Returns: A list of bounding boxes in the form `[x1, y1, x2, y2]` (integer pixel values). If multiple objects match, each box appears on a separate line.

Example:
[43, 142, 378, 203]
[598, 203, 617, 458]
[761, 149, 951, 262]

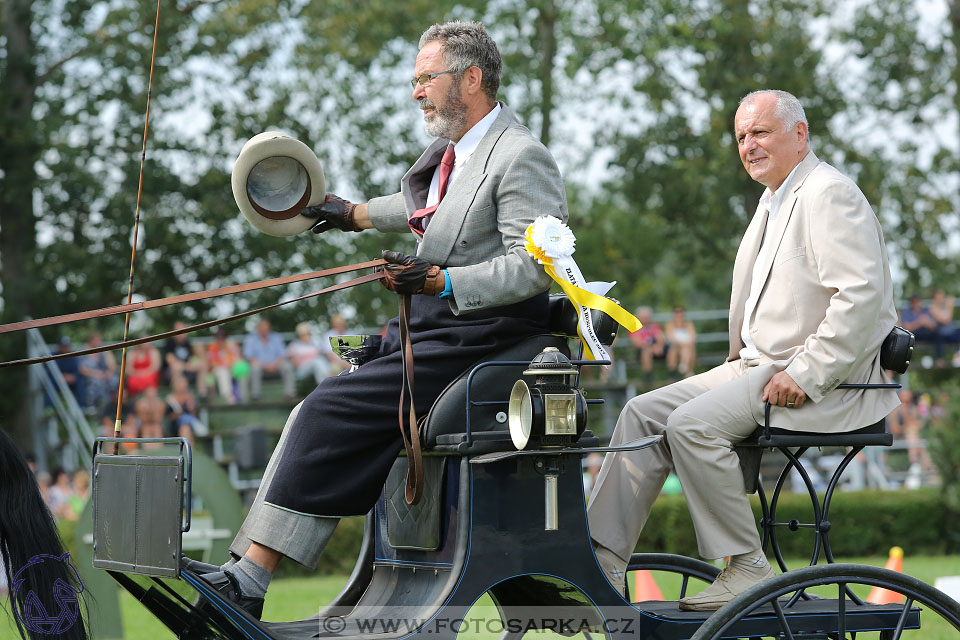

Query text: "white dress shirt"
[739, 161, 803, 360]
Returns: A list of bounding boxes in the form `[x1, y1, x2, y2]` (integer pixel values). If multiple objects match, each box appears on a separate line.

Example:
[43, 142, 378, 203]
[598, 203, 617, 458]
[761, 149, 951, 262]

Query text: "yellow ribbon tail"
[546, 268, 642, 333]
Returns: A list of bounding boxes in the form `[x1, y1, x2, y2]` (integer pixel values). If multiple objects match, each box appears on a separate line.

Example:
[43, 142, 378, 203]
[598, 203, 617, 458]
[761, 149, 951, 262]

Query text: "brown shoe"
[678, 562, 775, 611]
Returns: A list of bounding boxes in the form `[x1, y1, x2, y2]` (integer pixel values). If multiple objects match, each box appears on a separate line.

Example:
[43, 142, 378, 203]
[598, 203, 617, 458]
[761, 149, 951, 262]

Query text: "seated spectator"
[665, 306, 697, 378]
[287, 322, 330, 384]
[207, 328, 245, 403]
[628, 306, 666, 385]
[46, 467, 74, 520]
[320, 313, 351, 376]
[135, 386, 166, 448]
[900, 294, 940, 359]
[125, 341, 161, 396]
[888, 389, 933, 487]
[35, 471, 52, 509]
[120, 416, 140, 451]
[165, 374, 204, 444]
[79, 332, 118, 413]
[243, 318, 295, 401]
[162, 322, 209, 399]
[55, 336, 84, 400]
[66, 469, 91, 521]
[928, 289, 960, 365]
[582, 452, 604, 497]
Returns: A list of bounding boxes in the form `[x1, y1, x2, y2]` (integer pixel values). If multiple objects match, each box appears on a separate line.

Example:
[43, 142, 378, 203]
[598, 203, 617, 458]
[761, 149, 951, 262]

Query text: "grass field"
[3, 554, 959, 639]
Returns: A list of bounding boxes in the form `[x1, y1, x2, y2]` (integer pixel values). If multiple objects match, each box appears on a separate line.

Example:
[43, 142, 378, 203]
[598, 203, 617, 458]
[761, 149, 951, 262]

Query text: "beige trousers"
[587, 358, 778, 562]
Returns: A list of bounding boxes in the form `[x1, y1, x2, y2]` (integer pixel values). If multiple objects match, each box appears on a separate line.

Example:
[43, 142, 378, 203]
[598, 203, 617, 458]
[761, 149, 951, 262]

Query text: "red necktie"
[409, 144, 456, 236]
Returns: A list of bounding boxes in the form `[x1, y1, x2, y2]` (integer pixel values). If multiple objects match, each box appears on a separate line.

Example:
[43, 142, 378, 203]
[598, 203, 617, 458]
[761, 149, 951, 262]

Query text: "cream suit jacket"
[728, 151, 899, 431]
[366, 104, 568, 315]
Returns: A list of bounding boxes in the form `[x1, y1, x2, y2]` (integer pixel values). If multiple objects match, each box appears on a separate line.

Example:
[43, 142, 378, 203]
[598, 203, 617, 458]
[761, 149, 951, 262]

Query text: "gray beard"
[421, 81, 468, 140]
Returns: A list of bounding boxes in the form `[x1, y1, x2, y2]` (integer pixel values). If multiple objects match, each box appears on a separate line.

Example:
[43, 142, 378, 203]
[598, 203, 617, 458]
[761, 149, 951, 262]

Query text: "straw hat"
[231, 131, 326, 236]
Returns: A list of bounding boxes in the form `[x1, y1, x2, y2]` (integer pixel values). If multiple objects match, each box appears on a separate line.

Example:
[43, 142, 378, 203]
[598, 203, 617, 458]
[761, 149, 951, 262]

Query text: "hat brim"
[231, 132, 326, 237]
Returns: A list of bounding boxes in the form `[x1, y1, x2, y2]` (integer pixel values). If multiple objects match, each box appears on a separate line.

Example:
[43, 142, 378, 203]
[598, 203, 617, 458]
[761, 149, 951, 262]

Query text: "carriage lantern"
[508, 347, 588, 450]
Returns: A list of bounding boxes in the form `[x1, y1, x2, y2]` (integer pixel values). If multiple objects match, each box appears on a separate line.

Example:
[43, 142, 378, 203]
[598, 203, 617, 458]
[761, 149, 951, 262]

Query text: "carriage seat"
[748, 419, 891, 449]
[735, 325, 911, 493]
[735, 419, 890, 495]
[730, 325, 912, 571]
[420, 294, 619, 449]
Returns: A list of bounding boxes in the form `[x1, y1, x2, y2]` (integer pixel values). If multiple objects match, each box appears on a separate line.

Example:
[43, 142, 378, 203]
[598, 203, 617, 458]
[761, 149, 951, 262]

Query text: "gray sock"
[224, 556, 272, 599]
[219, 556, 238, 571]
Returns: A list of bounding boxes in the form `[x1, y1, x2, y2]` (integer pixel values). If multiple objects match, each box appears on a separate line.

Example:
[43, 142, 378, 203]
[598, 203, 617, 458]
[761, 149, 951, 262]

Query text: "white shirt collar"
[451, 103, 501, 166]
[758, 157, 804, 219]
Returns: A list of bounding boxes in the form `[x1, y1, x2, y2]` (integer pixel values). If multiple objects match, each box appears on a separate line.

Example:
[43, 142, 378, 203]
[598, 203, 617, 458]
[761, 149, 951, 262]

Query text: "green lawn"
[3, 555, 959, 639]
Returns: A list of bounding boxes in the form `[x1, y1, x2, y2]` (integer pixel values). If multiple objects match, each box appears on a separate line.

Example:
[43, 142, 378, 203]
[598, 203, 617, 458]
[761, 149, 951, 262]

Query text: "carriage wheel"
[626, 553, 720, 601]
[690, 563, 960, 640]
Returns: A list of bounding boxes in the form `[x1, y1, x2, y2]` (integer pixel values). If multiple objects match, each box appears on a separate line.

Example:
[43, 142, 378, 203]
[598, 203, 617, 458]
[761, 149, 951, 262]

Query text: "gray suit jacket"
[367, 104, 568, 314]
[727, 151, 900, 431]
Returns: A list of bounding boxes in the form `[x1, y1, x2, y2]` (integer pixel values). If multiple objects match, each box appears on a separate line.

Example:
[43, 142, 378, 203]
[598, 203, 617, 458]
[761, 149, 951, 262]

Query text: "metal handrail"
[26, 327, 97, 464]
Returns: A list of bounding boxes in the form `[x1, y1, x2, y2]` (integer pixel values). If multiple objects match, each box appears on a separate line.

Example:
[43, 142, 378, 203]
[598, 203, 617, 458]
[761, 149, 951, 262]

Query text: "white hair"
[740, 89, 809, 134]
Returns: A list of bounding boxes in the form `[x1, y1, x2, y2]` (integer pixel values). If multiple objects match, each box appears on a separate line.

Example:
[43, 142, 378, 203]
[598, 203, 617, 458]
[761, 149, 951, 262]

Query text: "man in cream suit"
[191, 21, 568, 618]
[587, 90, 898, 611]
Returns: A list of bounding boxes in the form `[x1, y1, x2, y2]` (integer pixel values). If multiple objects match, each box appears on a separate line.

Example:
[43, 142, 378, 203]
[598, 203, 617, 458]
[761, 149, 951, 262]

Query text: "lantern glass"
[544, 393, 577, 436]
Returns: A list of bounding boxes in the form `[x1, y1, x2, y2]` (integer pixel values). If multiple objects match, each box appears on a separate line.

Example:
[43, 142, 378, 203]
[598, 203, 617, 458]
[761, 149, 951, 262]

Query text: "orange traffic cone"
[632, 569, 664, 602]
[867, 546, 905, 604]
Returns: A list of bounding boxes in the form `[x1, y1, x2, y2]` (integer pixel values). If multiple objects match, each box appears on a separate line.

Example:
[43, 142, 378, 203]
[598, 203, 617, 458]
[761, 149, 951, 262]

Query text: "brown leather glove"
[301, 193, 360, 233]
[381, 250, 445, 295]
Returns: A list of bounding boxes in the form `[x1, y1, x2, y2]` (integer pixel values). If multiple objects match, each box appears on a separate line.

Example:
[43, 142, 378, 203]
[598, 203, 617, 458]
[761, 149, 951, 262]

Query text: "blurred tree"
[569, 0, 860, 312]
[4, 0, 960, 446]
[1, 0, 41, 443]
[0, 0, 309, 438]
[832, 0, 960, 295]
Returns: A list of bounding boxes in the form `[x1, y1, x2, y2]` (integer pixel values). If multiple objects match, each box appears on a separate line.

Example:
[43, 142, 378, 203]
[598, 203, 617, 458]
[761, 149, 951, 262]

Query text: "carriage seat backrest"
[420, 334, 569, 447]
[420, 295, 621, 447]
[547, 294, 620, 347]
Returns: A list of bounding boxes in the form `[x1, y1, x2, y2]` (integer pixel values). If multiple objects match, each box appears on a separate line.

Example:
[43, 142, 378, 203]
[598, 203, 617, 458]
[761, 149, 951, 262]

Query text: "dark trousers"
[265, 293, 549, 516]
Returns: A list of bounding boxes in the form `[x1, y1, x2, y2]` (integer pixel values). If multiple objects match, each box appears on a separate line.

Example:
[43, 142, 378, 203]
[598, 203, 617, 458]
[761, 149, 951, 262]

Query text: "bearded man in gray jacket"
[192, 20, 568, 619]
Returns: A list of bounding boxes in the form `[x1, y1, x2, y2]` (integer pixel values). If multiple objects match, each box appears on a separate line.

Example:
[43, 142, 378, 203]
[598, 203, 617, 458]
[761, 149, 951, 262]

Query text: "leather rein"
[0, 258, 387, 336]
[1, 257, 427, 504]
[397, 293, 423, 504]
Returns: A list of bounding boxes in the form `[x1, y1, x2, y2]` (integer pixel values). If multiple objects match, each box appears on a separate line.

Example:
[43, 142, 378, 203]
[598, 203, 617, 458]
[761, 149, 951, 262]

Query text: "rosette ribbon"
[524, 216, 641, 361]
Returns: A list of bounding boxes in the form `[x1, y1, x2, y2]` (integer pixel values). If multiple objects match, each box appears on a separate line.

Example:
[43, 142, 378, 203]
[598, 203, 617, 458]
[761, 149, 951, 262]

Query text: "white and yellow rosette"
[525, 216, 641, 361]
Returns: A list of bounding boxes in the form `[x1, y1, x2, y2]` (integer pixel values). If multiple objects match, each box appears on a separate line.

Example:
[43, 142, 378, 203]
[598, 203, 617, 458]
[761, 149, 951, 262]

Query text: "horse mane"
[0, 429, 88, 640]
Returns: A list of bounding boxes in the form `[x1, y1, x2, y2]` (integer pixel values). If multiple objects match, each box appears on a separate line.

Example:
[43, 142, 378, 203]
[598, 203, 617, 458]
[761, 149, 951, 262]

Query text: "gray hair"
[419, 21, 501, 102]
[740, 89, 809, 133]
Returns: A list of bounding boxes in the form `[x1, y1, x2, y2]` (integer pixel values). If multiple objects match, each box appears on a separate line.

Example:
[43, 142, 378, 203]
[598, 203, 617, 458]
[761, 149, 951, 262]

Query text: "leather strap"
[0, 271, 384, 368]
[397, 293, 424, 505]
[0, 258, 387, 335]
[420, 266, 444, 296]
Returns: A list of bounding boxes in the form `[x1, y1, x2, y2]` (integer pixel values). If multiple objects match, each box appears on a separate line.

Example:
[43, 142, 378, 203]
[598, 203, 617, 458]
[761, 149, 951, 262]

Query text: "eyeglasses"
[410, 70, 454, 89]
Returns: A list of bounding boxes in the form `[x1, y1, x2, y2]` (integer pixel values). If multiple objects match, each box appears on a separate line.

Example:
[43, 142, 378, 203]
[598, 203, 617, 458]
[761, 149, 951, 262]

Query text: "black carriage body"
[105, 437, 924, 640]
[92, 309, 938, 640]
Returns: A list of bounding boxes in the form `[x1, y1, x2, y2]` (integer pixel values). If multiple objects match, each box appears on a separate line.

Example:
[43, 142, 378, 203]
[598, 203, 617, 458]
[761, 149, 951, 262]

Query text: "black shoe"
[181, 556, 223, 575]
[196, 570, 264, 620]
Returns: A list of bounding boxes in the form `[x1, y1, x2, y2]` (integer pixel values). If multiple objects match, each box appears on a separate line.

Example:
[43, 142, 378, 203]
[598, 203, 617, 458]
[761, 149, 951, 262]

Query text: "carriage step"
[635, 598, 920, 636]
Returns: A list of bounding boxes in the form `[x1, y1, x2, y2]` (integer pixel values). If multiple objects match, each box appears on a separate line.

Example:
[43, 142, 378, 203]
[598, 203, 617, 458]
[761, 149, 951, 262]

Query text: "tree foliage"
[832, 0, 960, 292]
[2, 0, 958, 437]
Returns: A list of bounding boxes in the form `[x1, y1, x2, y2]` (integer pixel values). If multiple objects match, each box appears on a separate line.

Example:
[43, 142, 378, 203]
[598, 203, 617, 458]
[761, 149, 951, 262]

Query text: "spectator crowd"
[899, 289, 960, 368]
[628, 305, 699, 385]
[51, 314, 352, 449]
[45, 296, 956, 493]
